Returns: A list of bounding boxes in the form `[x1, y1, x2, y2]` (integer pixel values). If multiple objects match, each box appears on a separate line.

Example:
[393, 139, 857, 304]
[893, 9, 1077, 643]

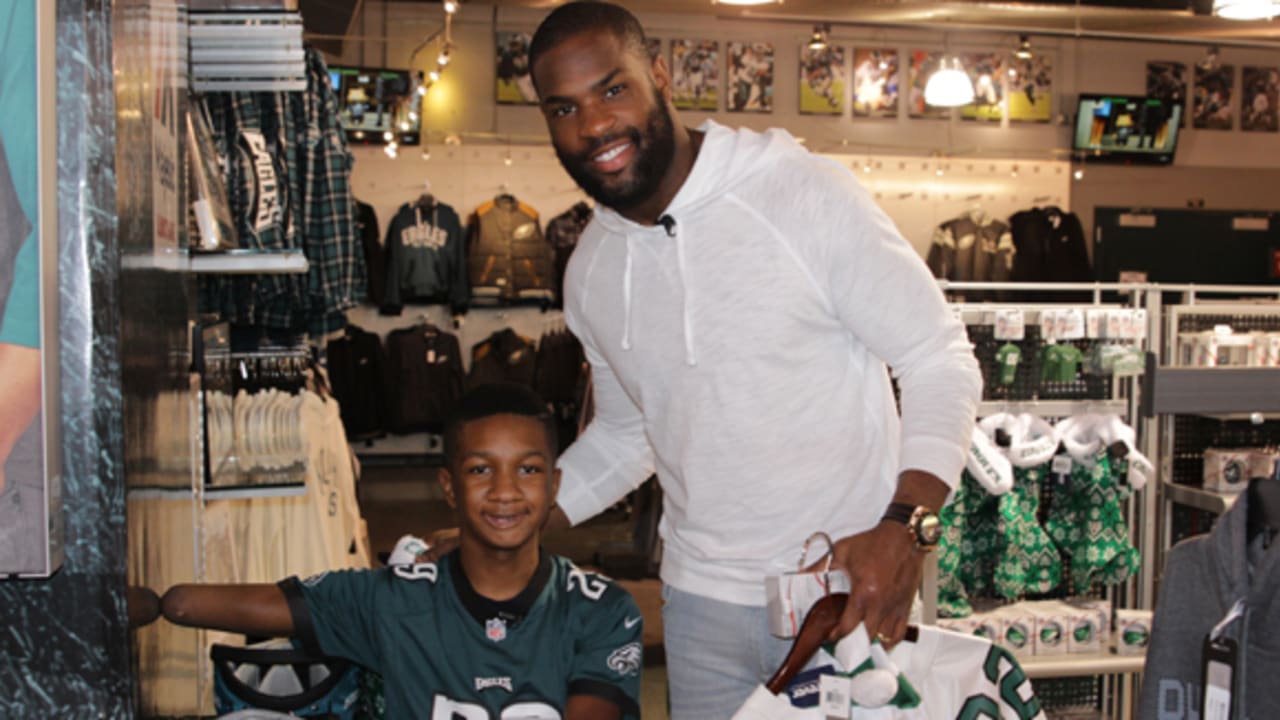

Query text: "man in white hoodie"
[459, 3, 982, 717]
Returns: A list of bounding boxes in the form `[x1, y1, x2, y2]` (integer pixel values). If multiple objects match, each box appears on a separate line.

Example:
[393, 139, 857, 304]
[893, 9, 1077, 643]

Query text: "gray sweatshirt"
[1139, 489, 1280, 719]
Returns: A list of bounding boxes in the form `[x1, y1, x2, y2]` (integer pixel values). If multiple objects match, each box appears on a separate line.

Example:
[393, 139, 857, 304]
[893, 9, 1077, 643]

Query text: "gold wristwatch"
[881, 502, 942, 552]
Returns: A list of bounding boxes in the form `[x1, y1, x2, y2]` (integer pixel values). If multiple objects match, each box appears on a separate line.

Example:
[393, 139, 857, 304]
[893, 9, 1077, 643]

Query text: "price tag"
[1050, 454, 1073, 486]
[819, 674, 851, 719]
[1085, 309, 1105, 339]
[1061, 308, 1086, 340]
[1132, 310, 1148, 341]
[994, 309, 1026, 341]
[1201, 635, 1237, 720]
[1039, 309, 1059, 342]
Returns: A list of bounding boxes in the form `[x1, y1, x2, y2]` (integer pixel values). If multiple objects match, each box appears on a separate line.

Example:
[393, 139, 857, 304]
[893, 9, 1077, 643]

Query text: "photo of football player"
[1193, 63, 1235, 131]
[1241, 66, 1278, 133]
[960, 52, 1005, 122]
[852, 48, 898, 118]
[671, 39, 719, 111]
[727, 42, 774, 113]
[799, 45, 845, 115]
[496, 31, 538, 104]
[1006, 54, 1053, 123]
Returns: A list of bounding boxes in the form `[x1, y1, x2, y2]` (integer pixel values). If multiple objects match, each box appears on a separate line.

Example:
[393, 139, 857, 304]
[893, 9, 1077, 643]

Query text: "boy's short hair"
[442, 383, 559, 465]
[528, 1, 650, 86]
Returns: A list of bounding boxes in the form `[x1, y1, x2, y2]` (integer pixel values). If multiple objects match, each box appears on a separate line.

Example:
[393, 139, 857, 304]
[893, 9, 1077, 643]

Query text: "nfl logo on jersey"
[486, 617, 508, 642]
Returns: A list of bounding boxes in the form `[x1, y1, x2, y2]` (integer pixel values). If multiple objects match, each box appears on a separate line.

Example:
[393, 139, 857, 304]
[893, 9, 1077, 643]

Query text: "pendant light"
[1212, 0, 1280, 19]
[924, 56, 975, 107]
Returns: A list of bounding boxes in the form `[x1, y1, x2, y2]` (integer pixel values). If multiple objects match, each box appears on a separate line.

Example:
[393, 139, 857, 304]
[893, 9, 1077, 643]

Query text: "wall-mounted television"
[328, 65, 422, 146]
[1073, 94, 1181, 165]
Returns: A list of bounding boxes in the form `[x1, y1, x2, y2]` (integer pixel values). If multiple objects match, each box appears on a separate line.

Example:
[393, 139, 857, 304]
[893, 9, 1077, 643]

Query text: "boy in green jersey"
[162, 384, 643, 719]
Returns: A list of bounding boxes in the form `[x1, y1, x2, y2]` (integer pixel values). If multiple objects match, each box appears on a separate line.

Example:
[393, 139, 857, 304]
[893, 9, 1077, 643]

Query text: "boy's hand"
[420, 528, 460, 562]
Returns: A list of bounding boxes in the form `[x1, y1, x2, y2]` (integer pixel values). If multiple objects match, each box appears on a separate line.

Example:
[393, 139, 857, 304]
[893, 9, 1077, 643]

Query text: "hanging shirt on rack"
[467, 195, 556, 304]
[200, 48, 363, 336]
[381, 198, 468, 316]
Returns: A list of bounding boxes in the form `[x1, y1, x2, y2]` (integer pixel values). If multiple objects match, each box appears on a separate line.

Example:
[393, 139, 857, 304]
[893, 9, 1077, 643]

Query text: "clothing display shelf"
[944, 282, 1154, 720]
[189, 9, 306, 93]
[1147, 291, 1280, 587]
[188, 248, 309, 274]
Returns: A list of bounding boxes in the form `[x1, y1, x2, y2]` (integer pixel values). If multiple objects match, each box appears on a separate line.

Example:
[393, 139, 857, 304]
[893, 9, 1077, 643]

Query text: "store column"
[0, 0, 134, 714]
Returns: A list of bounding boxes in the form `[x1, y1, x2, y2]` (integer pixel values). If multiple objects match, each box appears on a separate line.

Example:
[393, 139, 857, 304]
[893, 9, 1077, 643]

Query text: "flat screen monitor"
[329, 65, 422, 146]
[1073, 94, 1181, 165]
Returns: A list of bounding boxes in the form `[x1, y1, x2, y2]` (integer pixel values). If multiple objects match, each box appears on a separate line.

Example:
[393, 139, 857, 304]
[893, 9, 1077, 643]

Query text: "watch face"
[916, 512, 942, 545]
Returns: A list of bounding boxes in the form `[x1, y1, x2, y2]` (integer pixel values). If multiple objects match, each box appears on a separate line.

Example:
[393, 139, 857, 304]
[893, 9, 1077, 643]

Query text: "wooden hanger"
[763, 592, 918, 694]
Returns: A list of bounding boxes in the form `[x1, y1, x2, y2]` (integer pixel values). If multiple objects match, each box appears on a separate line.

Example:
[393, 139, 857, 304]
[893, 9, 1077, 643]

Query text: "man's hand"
[420, 528, 460, 562]
[808, 470, 950, 647]
[813, 522, 923, 648]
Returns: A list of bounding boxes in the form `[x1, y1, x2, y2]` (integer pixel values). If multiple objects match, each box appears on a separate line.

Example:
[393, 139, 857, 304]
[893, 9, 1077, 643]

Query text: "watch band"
[881, 502, 917, 526]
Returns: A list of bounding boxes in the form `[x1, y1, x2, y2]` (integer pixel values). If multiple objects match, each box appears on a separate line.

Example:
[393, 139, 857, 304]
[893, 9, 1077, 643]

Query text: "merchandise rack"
[1145, 290, 1280, 574]
[943, 282, 1154, 720]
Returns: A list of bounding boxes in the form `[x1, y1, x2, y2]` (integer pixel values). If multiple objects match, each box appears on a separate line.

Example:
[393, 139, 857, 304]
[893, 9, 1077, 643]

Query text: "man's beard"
[555, 90, 676, 213]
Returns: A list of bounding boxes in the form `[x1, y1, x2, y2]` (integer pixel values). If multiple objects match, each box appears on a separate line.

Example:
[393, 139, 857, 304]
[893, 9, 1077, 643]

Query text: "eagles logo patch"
[606, 642, 642, 677]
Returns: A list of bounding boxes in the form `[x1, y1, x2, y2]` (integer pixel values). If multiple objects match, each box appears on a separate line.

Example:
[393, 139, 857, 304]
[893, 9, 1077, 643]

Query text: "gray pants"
[0, 413, 46, 573]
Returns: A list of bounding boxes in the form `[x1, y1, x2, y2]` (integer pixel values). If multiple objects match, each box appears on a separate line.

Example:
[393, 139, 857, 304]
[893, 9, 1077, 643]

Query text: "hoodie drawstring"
[620, 238, 634, 351]
[671, 220, 697, 366]
[618, 217, 698, 366]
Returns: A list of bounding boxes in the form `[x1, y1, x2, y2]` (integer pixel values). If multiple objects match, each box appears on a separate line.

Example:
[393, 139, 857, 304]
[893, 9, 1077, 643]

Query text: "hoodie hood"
[592, 120, 802, 365]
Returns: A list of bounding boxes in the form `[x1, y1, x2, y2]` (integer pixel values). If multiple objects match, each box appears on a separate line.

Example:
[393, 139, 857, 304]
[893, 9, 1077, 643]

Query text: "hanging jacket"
[1009, 206, 1091, 301]
[927, 209, 1015, 301]
[325, 324, 388, 440]
[545, 201, 593, 307]
[1139, 489, 1280, 719]
[381, 199, 467, 315]
[466, 328, 538, 389]
[466, 196, 556, 304]
[355, 200, 385, 306]
[383, 323, 464, 434]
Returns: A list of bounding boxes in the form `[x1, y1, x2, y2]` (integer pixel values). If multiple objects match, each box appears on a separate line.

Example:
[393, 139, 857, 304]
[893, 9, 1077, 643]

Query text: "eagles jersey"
[281, 551, 642, 720]
[734, 626, 1045, 720]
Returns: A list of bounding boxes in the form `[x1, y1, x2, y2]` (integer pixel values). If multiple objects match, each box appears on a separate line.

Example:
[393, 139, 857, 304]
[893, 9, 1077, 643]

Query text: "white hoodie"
[558, 120, 982, 605]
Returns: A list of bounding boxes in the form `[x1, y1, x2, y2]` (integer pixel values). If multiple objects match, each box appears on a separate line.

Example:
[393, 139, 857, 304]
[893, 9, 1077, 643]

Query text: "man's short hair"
[442, 383, 559, 465]
[528, 1, 650, 85]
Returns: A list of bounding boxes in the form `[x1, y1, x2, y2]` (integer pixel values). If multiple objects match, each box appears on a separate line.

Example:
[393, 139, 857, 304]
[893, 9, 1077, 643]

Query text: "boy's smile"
[442, 413, 560, 558]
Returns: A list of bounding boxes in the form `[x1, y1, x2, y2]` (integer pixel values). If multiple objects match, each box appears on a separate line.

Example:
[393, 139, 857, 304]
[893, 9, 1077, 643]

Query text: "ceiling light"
[808, 24, 830, 52]
[421, 146, 431, 161]
[1212, 0, 1280, 19]
[438, 51, 451, 66]
[712, 0, 781, 5]
[924, 57, 974, 107]
[1015, 35, 1032, 60]
[442, 0, 459, 14]
[428, 70, 440, 82]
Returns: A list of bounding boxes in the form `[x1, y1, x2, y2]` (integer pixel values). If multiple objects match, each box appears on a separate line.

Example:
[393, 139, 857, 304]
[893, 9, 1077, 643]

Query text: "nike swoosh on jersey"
[624, 616, 641, 629]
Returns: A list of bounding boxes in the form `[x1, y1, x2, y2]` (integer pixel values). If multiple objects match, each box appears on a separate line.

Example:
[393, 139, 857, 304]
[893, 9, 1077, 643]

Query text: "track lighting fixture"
[808, 24, 830, 52]
[1015, 35, 1032, 60]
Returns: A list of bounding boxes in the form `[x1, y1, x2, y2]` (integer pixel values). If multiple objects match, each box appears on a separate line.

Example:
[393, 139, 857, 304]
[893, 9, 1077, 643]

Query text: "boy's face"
[440, 413, 559, 554]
